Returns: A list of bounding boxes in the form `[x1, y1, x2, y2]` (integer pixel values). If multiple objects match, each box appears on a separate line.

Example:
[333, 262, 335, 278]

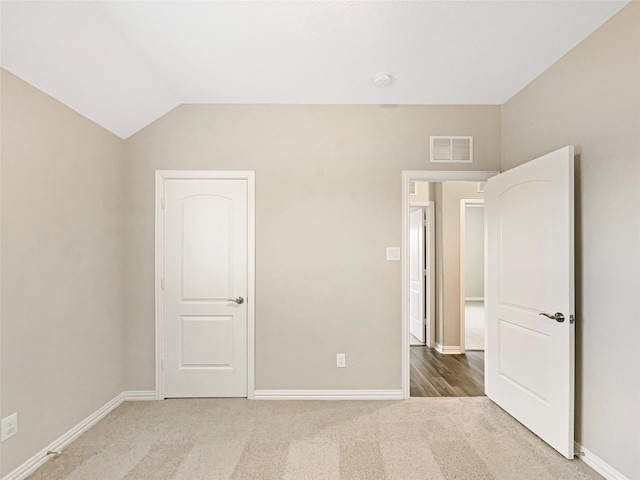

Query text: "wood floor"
[410, 346, 485, 397]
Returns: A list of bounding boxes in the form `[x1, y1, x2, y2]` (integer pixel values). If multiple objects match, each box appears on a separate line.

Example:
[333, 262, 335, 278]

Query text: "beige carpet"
[27, 398, 601, 480]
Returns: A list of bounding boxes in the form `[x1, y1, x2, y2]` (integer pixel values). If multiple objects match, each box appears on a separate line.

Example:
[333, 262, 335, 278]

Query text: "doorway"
[155, 170, 256, 399]
[401, 171, 498, 399]
[460, 199, 485, 353]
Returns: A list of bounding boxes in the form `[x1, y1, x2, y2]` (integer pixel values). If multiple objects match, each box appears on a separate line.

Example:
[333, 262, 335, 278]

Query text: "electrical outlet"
[336, 353, 346, 368]
[2, 413, 18, 441]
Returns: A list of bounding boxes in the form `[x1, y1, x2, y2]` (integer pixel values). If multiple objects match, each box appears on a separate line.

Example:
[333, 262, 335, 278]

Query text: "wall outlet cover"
[2, 413, 18, 441]
[336, 353, 346, 368]
[386, 247, 401, 261]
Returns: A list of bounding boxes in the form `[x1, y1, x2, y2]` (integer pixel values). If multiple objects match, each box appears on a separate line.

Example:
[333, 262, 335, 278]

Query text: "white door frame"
[459, 199, 485, 353]
[401, 170, 498, 399]
[155, 170, 256, 400]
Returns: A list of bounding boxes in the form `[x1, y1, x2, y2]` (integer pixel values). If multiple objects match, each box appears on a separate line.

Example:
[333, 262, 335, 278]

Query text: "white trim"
[459, 199, 485, 353]
[465, 297, 484, 302]
[122, 390, 157, 402]
[575, 442, 630, 480]
[435, 343, 462, 354]
[246, 174, 256, 399]
[254, 390, 403, 400]
[409, 201, 431, 207]
[155, 170, 256, 400]
[402, 171, 498, 399]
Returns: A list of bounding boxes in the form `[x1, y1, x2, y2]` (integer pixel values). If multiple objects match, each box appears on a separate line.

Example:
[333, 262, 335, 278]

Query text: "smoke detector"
[372, 72, 392, 88]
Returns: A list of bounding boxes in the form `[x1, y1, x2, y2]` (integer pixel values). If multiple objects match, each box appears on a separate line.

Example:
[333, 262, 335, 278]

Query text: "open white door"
[485, 146, 575, 459]
[409, 208, 425, 343]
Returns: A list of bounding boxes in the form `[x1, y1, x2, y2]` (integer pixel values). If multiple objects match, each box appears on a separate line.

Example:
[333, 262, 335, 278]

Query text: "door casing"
[401, 171, 498, 399]
[155, 170, 256, 400]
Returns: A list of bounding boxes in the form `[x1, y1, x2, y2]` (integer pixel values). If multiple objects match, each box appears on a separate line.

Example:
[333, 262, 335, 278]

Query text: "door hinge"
[161, 197, 165, 209]
[161, 278, 165, 290]
[161, 359, 165, 371]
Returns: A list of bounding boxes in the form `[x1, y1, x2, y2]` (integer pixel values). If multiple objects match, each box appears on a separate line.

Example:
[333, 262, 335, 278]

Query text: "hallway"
[410, 347, 484, 397]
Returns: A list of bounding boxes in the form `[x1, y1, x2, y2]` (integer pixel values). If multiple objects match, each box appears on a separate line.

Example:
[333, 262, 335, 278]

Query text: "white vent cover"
[430, 136, 473, 163]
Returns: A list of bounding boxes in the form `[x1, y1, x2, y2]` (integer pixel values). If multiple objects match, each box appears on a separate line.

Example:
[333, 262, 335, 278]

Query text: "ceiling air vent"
[430, 136, 473, 163]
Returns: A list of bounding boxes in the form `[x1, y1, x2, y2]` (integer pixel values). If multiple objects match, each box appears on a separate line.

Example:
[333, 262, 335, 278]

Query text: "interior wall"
[464, 206, 484, 299]
[409, 181, 430, 205]
[123, 105, 501, 391]
[0, 70, 126, 476]
[501, 3, 639, 478]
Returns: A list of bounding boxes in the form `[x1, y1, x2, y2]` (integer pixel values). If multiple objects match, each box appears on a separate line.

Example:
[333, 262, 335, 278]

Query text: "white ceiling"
[1, 1, 630, 139]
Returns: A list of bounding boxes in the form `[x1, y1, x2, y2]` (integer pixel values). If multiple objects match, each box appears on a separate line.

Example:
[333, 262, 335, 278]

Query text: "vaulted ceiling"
[1, 1, 630, 139]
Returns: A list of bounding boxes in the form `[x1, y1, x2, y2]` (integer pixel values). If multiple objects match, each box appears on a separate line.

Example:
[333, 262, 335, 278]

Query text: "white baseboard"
[1, 391, 157, 480]
[575, 442, 630, 480]
[254, 389, 404, 400]
[122, 390, 157, 401]
[465, 297, 484, 302]
[435, 343, 462, 354]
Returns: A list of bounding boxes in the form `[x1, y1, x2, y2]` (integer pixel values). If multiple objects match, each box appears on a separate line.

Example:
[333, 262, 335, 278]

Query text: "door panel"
[409, 208, 425, 343]
[162, 178, 248, 398]
[486, 146, 575, 458]
[180, 315, 234, 367]
[498, 181, 552, 310]
[181, 195, 233, 300]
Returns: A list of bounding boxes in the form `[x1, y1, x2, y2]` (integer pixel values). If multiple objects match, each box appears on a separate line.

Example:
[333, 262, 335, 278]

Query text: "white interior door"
[162, 177, 248, 398]
[409, 208, 425, 343]
[485, 146, 575, 458]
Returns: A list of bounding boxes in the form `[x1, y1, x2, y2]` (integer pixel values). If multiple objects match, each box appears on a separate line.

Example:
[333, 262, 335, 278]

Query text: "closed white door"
[485, 146, 575, 458]
[162, 177, 248, 397]
[409, 208, 425, 343]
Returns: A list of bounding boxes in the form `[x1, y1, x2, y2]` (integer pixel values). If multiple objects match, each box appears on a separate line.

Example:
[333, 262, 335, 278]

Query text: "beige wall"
[501, 3, 640, 479]
[434, 182, 484, 347]
[123, 105, 501, 390]
[0, 70, 125, 476]
[464, 205, 484, 299]
[409, 181, 431, 205]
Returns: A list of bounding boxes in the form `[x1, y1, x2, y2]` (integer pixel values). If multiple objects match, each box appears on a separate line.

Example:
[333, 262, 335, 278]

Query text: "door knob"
[227, 297, 245, 305]
[539, 312, 565, 323]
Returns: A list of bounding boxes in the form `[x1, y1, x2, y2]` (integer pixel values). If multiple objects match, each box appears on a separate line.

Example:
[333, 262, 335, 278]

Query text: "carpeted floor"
[27, 397, 601, 480]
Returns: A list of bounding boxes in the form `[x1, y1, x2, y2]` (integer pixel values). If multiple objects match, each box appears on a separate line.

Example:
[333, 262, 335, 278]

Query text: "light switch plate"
[386, 247, 400, 261]
[2, 413, 18, 441]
